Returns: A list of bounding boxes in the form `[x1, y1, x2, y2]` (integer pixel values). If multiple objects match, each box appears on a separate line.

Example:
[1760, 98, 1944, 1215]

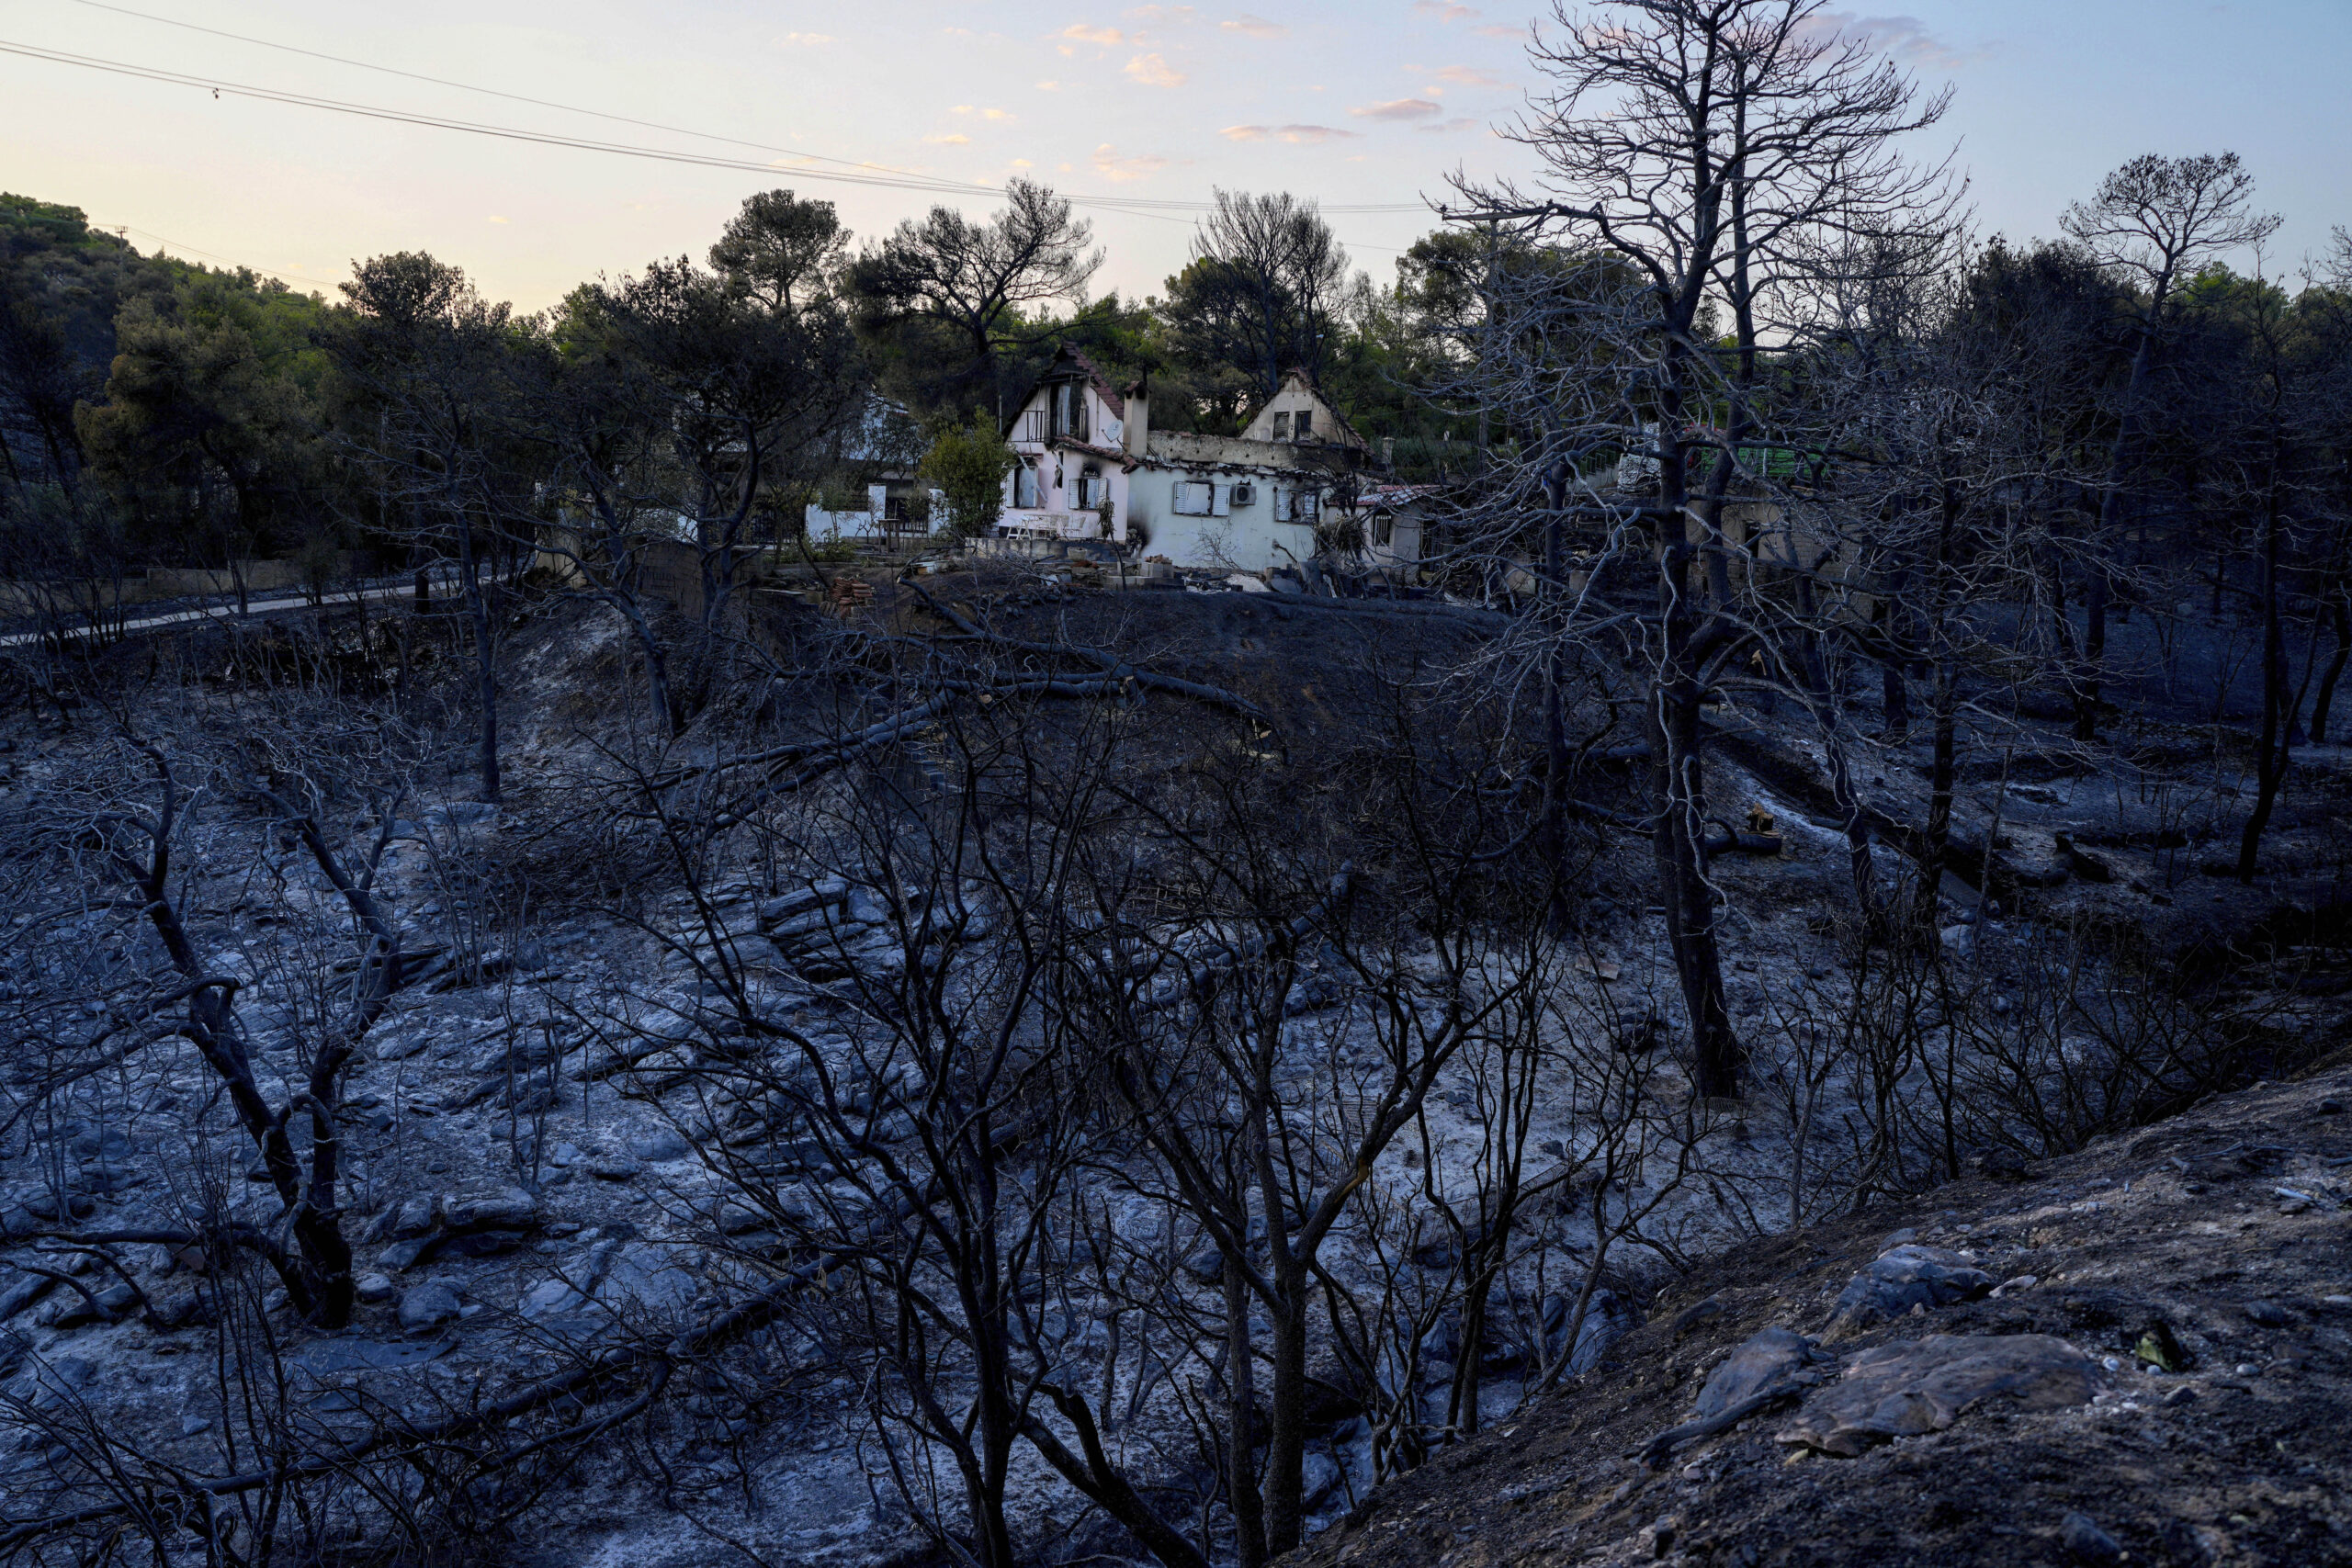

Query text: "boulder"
[593, 1244, 697, 1314]
[1826, 1244, 1995, 1336]
[1301, 1450, 1345, 1509]
[1776, 1334, 2102, 1458]
[520, 1278, 591, 1322]
[1693, 1326, 1827, 1418]
[439, 1189, 539, 1233]
[379, 1196, 437, 1240]
[760, 879, 849, 926]
[376, 1237, 432, 1272]
[629, 1128, 692, 1164]
[397, 1283, 461, 1335]
[49, 1280, 139, 1328]
[0, 1271, 58, 1321]
[141, 1284, 209, 1330]
[2062, 1511, 2124, 1564]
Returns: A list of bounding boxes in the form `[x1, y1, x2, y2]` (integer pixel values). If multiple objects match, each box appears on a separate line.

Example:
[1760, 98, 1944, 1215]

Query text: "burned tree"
[1442, 0, 1956, 1096]
[2060, 152, 2281, 741]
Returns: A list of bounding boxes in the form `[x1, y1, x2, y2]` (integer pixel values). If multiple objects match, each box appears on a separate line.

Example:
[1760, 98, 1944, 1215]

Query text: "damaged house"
[999, 348, 1395, 572]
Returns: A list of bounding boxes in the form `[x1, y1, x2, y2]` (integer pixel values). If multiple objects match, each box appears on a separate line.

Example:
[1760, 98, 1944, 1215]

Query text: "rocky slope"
[1286, 1062, 2352, 1568]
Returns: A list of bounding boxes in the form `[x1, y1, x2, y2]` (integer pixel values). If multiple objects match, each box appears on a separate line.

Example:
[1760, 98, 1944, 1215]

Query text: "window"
[1374, 513, 1394, 547]
[1052, 381, 1089, 442]
[1173, 480, 1214, 516]
[1281, 489, 1319, 523]
[1079, 468, 1104, 508]
[1013, 464, 1040, 509]
[1294, 410, 1314, 442]
[1272, 411, 1291, 441]
[1298, 491, 1319, 520]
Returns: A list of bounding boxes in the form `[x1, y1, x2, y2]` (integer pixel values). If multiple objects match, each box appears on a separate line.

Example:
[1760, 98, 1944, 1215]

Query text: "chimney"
[1124, 378, 1150, 458]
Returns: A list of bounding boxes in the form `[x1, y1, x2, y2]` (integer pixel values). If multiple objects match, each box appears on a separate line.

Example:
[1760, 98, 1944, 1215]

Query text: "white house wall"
[1001, 376, 1132, 541]
[1126, 472, 1318, 571]
[995, 356, 1364, 568]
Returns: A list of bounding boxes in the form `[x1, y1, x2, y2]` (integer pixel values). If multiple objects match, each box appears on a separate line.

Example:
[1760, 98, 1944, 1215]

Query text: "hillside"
[1287, 1063, 2352, 1568]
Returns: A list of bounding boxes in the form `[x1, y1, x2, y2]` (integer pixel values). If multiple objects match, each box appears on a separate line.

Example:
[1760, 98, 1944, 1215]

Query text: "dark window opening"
[1050, 381, 1090, 443]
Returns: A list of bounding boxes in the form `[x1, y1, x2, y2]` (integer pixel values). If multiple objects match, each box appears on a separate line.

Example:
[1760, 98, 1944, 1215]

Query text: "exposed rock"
[49, 1280, 138, 1327]
[521, 1277, 591, 1322]
[629, 1129, 692, 1163]
[1826, 1243, 1995, 1336]
[1639, 1325, 1829, 1463]
[440, 1188, 539, 1233]
[396, 1282, 460, 1334]
[759, 879, 849, 926]
[292, 1337, 456, 1374]
[594, 1243, 698, 1314]
[1693, 1326, 1825, 1418]
[141, 1284, 207, 1330]
[376, 1195, 437, 1240]
[354, 1272, 395, 1303]
[1301, 1450, 1345, 1510]
[376, 1237, 432, 1272]
[1775, 1334, 2102, 1457]
[2061, 1510, 2123, 1564]
[0, 1271, 58, 1320]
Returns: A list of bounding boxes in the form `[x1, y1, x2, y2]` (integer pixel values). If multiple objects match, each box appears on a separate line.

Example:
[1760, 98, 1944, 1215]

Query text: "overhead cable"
[23, 18, 1430, 220]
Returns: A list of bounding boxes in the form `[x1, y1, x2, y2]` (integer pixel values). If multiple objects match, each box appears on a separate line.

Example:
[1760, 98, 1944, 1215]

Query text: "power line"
[35, 11, 1430, 220]
[61, 0, 1015, 205]
[0, 39, 1094, 204]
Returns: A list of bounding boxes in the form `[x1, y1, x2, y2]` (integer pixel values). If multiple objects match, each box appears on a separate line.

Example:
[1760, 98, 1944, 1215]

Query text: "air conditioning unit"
[1229, 483, 1256, 506]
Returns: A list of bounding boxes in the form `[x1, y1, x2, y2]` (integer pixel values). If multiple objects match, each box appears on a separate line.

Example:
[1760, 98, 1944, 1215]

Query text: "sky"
[2, 0, 2346, 311]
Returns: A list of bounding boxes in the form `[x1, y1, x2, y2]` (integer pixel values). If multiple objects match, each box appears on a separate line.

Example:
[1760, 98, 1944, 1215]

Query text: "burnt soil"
[1287, 1063, 2352, 1568]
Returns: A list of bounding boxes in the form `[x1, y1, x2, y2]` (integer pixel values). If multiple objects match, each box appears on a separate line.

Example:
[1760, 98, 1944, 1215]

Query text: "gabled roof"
[1240, 367, 1368, 452]
[1007, 344, 1125, 431]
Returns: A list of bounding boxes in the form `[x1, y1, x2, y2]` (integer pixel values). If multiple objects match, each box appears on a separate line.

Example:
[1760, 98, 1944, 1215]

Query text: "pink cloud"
[1124, 51, 1187, 85]
[1221, 123, 1362, 143]
[1092, 143, 1171, 181]
[1795, 11, 1985, 69]
[1351, 97, 1444, 120]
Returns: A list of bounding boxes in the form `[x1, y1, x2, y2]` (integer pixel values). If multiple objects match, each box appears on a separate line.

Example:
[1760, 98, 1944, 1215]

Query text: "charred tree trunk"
[451, 505, 501, 802]
[1652, 415, 1739, 1099]
[1541, 468, 1571, 932]
[2239, 461, 2290, 883]
[1223, 1256, 1268, 1568]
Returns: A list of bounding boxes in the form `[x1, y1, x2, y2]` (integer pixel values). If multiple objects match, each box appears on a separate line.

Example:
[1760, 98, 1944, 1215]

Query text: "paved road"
[0, 571, 471, 650]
